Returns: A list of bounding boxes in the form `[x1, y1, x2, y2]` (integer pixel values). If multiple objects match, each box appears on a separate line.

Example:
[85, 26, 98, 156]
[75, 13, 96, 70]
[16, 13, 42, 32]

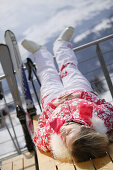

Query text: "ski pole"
[27, 58, 41, 86]
[25, 59, 42, 111]
[31, 80, 42, 111]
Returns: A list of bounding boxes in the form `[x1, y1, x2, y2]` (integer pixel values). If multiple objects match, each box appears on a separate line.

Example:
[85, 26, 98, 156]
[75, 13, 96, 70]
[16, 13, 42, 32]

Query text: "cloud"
[0, 0, 113, 56]
[20, 0, 113, 43]
[74, 16, 113, 43]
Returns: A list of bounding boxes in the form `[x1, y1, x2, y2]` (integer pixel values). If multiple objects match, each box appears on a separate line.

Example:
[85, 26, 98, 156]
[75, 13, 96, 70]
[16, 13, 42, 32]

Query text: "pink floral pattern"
[60, 62, 76, 78]
[33, 90, 113, 152]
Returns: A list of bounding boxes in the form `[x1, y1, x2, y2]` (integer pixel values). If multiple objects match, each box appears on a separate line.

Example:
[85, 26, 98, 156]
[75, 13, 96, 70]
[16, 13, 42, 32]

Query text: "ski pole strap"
[25, 58, 42, 111]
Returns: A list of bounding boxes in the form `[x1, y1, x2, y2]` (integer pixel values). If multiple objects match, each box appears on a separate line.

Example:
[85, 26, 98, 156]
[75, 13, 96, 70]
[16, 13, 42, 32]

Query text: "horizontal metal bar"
[0, 134, 24, 145]
[79, 55, 97, 64]
[85, 66, 101, 75]
[103, 49, 113, 55]
[73, 34, 113, 52]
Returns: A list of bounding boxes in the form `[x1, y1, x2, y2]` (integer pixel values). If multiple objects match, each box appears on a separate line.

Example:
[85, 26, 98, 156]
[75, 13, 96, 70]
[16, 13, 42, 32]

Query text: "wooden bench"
[33, 115, 113, 170]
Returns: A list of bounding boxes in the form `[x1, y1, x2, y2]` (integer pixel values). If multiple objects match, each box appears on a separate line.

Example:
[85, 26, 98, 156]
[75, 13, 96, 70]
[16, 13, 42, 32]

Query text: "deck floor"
[2, 116, 113, 170]
[2, 152, 35, 170]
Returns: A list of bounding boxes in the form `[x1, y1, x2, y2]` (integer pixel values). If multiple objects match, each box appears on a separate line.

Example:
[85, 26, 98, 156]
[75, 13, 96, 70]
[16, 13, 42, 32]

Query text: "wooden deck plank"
[56, 161, 75, 170]
[37, 150, 56, 170]
[23, 152, 35, 170]
[94, 155, 113, 170]
[75, 161, 94, 170]
[2, 155, 23, 164]
[109, 143, 113, 159]
[2, 153, 36, 170]
[33, 115, 39, 131]
[1, 162, 12, 170]
[13, 158, 23, 170]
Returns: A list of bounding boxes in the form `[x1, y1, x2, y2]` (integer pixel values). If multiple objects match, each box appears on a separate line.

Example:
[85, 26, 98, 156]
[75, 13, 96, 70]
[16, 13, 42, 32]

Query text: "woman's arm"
[33, 102, 56, 152]
[80, 91, 106, 105]
[52, 92, 81, 107]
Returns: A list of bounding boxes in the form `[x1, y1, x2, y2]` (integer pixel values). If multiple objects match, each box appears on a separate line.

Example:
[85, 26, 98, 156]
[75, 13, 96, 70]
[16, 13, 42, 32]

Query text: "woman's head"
[60, 122, 81, 148]
[61, 123, 109, 162]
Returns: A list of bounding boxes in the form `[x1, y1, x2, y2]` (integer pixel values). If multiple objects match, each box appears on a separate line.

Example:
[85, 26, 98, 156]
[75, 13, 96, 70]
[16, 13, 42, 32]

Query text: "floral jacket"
[33, 90, 113, 152]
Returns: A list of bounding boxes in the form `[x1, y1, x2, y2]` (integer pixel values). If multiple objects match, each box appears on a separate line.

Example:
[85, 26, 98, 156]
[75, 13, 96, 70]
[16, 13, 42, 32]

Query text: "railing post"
[96, 44, 113, 98]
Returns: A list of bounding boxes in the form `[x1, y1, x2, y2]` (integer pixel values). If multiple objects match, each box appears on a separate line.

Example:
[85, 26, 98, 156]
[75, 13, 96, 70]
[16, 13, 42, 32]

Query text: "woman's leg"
[21, 40, 64, 108]
[53, 28, 93, 92]
[33, 49, 64, 108]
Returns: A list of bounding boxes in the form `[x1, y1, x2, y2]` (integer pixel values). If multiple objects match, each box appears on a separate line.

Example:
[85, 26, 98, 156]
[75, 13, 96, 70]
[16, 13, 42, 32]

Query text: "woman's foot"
[21, 39, 45, 53]
[55, 26, 75, 42]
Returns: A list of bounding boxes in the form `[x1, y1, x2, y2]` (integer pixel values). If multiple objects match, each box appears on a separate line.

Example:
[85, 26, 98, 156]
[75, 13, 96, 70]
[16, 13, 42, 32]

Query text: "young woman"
[21, 26, 113, 162]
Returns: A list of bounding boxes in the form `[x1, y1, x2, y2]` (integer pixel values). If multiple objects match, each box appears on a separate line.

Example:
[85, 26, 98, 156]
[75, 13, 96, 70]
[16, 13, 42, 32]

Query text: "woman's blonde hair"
[70, 127, 109, 162]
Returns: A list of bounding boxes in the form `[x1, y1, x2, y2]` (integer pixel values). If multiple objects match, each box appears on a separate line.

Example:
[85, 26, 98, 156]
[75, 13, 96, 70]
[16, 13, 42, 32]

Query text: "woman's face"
[60, 123, 81, 149]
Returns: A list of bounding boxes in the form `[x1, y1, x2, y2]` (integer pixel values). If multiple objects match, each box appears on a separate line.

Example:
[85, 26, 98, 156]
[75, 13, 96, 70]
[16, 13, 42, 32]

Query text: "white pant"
[33, 41, 93, 108]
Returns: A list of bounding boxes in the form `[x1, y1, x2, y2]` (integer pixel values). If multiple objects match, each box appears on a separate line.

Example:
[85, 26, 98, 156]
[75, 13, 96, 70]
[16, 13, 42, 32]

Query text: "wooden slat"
[37, 150, 56, 170]
[2, 155, 23, 165]
[2, 155, 24, 170]
[2, 162, 12, 170]
[109, 143, 113, 159]
[76, 160, 94, 170]
[23, 152, 35, 170]
[2, 153, 36, 170]
[94, 155, 113, 170]
[56, 161, 75, 170]
[93, 143, 113, 170]
[13, 158, 23, 170]
[33, 115, 39, 131]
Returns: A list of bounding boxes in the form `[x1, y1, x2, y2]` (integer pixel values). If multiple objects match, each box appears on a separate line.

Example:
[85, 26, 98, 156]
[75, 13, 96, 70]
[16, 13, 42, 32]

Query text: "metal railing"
[73, 34, 113, 98]
[0, 34, 113, 161]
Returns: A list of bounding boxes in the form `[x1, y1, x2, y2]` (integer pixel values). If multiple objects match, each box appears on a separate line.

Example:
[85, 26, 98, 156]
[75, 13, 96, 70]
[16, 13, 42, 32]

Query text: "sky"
[0, 0, 113, 58]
